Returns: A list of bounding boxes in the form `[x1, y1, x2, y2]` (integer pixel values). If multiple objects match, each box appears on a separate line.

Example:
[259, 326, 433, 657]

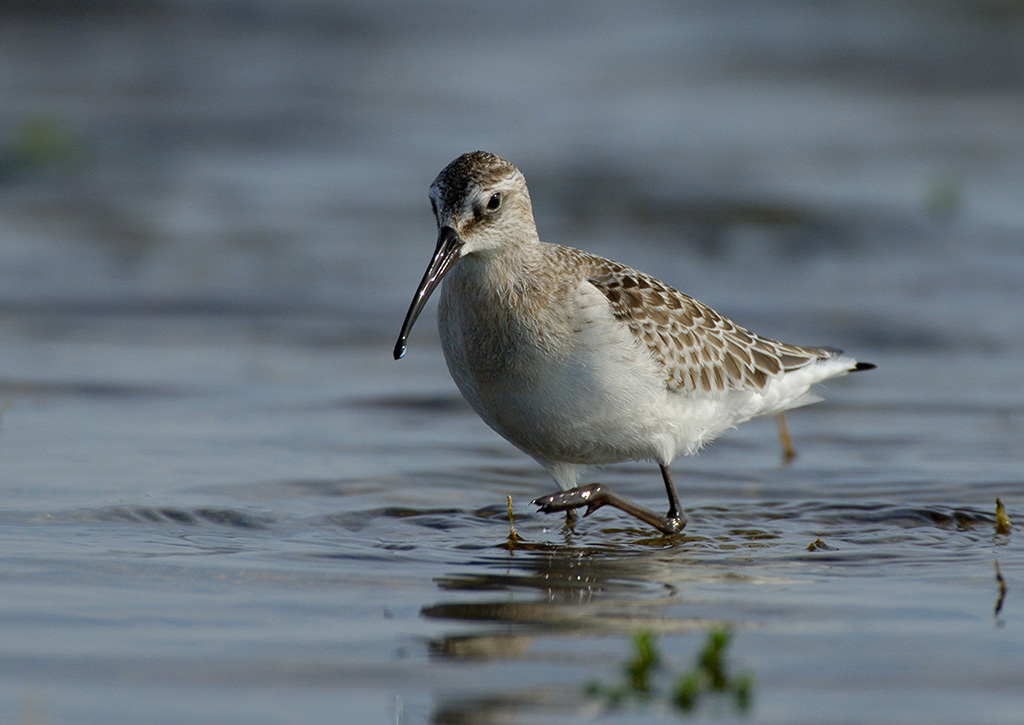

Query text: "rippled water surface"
[2, 2, 1024, 723]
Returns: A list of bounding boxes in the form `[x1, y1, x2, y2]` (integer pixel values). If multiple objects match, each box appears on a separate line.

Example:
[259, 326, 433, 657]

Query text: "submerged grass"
[586, 628, 753, 716]
[673, 628, 753, 712]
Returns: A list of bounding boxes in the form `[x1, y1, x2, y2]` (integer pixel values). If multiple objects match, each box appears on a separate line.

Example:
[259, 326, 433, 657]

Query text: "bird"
[394, 151, 873, 535]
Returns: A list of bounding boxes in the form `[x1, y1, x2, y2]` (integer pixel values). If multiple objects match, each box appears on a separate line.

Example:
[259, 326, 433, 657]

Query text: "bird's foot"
[532, 483, 685, 536]
[532, 483, 609, 517]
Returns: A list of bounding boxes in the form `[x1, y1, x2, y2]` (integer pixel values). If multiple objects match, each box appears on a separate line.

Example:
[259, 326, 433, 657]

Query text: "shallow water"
[2, 2, 1024, 723]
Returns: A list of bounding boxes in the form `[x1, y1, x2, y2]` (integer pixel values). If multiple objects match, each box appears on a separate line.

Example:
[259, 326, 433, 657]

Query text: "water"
[2, 2, 1024, 723]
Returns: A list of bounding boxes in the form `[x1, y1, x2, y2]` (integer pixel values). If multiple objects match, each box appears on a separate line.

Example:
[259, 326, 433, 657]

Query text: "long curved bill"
[393, 226, 464, 360]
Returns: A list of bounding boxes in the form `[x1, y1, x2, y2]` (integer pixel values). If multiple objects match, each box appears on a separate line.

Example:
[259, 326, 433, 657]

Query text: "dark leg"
[659, 463, 685, 530]
[532, 465, 686, 535]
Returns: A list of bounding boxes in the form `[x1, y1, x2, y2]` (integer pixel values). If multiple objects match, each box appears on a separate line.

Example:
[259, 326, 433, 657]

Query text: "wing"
[580, 255, 833, 393]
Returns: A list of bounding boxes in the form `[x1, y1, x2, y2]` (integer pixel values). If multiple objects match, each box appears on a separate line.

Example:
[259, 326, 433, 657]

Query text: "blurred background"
[2, 2, 1024, 723]
[3, 0, 1023, 344]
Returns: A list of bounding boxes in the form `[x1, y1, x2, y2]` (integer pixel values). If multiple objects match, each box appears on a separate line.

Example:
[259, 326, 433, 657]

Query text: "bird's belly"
[472, 370, 662, 465]
[441, 321, 674, 465]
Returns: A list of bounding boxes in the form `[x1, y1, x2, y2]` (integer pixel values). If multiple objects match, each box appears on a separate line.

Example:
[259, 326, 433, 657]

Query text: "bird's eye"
[486, 193, 501, 211]
[430, 198, 438, 217]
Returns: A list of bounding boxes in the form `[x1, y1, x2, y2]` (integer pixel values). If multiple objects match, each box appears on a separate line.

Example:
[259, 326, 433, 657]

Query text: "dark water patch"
[286, 479, 373, 499]
[725, 528, 780, 542]
[423, 600, 589, 627]
[83, 506, 273, 529]
[0, 379, 187, 399]
[429, 689, 594, 725]
[760, 500, 997, 531]
[0, 298, 379, 350]
[426, 632, 536, 661]
[325, 501, 532, 528]
[258, 477, 396, 499]
[281, 547, 426, 566]
[730, 498, 998, 525]
[193, 507, 272, 528]
[325, 506, 468, 532]
[351, 393, 468, 413]
[0, 296, 336, 321]
[422, 597, 683, 634]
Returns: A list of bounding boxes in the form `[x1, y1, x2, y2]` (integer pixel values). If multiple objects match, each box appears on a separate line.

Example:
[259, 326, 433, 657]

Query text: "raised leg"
[776, 412, 796, 466]
[532, 464, 686, 535]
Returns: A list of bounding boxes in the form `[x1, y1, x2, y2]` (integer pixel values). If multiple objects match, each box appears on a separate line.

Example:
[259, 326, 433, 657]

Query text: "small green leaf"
[995, 498, 1011, 536]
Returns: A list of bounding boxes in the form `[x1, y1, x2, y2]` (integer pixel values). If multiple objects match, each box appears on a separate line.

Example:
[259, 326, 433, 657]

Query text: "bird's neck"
[454, 238, 542, 301]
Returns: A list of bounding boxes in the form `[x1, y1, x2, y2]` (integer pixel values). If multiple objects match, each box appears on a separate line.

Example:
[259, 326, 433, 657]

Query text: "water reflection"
[421, 547, 732, 724]
[415, 496, 1006, 722]
[418, 497, 1002, 649]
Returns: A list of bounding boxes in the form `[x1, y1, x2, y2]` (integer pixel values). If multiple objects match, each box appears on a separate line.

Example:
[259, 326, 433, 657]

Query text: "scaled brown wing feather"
[583, 257, 831, 393]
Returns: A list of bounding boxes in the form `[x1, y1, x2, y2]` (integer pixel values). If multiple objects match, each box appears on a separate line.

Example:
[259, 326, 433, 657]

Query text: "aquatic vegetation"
[673, 627, 752, 713]
[505, 495, 522, 547]
[625, 630, 660, 693]
[587, 627, 753, 716]
[806, 537, 830, 551]
[995, 498, 1011, 536]
[992, 498, 1010, 618]
[0, 115, 88, 178]
[994, 560, 1007, 618]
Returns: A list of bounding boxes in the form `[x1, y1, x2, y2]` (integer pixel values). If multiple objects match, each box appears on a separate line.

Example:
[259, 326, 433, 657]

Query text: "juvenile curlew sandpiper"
[394, 151, 873, 535]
